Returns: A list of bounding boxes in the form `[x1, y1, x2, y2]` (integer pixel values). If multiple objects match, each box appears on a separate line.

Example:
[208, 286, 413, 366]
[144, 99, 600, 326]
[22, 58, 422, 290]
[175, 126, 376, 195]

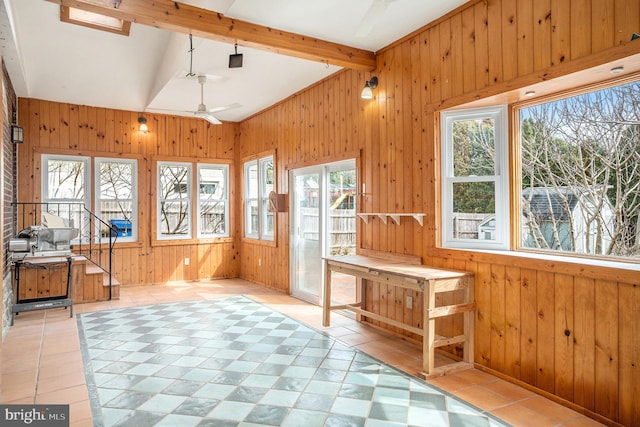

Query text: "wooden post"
[355, 276, 364, 322]
[464, 275, 475, 364]
[423, 279, 437, 374]
[322, 258, 331, 327]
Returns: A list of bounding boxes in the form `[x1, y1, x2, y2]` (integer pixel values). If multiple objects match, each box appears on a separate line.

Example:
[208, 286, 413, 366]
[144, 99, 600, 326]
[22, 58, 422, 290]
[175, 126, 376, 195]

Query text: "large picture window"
[441, 78, 640, 262]
[441, 106, 509, 250]
[518, 79, 640, 259]
[244, 155, 275, 241]
[157, 162, 192, 240]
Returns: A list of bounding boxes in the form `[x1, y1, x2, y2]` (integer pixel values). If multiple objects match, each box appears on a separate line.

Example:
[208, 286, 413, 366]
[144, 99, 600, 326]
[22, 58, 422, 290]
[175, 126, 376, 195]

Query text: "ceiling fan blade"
[203, 114, 222, 125]
[355, 0, 397, 37]
[208, 103, 242, 114]
[195, 111, 222, 125]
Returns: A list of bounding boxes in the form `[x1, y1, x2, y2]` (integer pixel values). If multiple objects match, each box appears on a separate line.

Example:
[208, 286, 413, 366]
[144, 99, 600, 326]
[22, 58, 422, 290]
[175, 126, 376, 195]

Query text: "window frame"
[42, 154, 91, 208]
[95, 157, 138, 242]
[243, 154, 276, 242]
[41, 154, 91, 242]
[513, 76, 640, 261]
[157, 161, 193, 241]
[440, 105, 510, 251]
[197, 163, 229, 239]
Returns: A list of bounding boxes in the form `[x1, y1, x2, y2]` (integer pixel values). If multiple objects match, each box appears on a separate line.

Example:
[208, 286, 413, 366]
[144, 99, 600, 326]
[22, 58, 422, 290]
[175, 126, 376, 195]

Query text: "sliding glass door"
[290, 160, 356, 305]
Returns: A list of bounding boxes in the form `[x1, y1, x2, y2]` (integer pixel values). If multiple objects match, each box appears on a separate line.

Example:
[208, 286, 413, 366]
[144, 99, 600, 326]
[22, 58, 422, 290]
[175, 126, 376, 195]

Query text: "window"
[198, 164, 229, 238]
[42, 154, 139, 243]
[158, 162, 191, 240]
[42, 154, 90, 239]
[95, 158, 137, 241]
[518, 79, 640, 259]
[441, 106, 509, 250]
[244, 155, 275, 241]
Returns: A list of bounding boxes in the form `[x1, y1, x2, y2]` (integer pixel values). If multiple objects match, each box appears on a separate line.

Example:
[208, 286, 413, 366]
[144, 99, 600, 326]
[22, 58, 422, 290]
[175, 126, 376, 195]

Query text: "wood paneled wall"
[14, 0, 640, 423]
[17, 99, 241, 286]
[238, 0, 640, 424]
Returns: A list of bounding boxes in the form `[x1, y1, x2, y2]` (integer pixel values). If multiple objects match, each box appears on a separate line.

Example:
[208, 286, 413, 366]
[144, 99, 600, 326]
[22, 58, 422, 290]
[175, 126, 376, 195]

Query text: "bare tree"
[159, 165, 190, 235]
[521, 81, 640, 257]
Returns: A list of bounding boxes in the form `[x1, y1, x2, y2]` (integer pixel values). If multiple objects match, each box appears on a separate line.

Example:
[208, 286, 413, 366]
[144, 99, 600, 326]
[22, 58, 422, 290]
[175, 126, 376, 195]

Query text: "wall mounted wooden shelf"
[356, 213, 426, 226]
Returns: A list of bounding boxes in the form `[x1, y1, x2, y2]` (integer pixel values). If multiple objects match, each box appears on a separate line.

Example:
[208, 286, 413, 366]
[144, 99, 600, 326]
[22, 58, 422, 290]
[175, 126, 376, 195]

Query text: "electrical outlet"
[406, 296, 413, 309]
[184, 258, 190, 266]
[258, 258, 262, 266]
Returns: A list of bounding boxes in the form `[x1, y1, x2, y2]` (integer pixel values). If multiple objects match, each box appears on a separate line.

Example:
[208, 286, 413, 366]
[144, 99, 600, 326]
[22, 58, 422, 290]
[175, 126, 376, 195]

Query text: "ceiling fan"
[191, 74, 239, 125]
[147, 74, 240, 124]
[146, 34, 241, 124]
[355, 0, 399, 37]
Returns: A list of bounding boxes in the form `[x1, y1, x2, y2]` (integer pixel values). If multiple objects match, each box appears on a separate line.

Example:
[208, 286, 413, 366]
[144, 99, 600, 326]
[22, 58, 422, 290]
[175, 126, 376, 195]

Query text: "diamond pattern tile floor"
[78, 296, 509, 427]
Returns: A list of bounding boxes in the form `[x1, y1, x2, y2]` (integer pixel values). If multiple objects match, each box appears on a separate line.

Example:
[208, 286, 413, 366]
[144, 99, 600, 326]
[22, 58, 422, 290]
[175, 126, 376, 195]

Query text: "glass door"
[291, 168, 323, 304]
[290, 160, 356, 305]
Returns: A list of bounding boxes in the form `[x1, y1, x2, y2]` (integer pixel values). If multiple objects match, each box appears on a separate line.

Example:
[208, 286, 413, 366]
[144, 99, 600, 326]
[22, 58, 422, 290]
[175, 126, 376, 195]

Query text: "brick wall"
[2, 61, 17, 340]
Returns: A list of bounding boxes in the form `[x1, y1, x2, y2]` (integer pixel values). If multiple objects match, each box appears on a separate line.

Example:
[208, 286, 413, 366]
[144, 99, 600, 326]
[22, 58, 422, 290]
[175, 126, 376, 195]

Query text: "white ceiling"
[1, 0, 469, 123]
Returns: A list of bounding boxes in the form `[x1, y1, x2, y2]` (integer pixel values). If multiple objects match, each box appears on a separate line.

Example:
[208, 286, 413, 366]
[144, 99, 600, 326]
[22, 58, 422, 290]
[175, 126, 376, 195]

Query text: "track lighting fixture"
[229, 43, 243, 68]
[361, 76, 378, 99]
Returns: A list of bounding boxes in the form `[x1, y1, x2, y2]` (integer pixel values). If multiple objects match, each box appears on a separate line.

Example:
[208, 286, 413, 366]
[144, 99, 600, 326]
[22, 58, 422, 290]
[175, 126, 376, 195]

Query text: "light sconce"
[361, 76, 378, 99]
[229, 43, 243, 68]
[11, 125, 24, 144]
[138, 115, 148, 132]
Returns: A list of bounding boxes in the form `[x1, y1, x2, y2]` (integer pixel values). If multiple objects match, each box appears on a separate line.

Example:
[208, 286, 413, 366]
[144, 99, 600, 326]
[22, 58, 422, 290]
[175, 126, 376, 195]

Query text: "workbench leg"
[463, 276, 475, 364]
[355, 277, 363, 322]
[322, 259, 331, 327]
[422, 280, 436, 375]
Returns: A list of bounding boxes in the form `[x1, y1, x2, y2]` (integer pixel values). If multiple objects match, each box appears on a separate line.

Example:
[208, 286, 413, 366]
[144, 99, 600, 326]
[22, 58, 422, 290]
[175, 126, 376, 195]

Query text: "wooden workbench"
[323, 254, 475, 378]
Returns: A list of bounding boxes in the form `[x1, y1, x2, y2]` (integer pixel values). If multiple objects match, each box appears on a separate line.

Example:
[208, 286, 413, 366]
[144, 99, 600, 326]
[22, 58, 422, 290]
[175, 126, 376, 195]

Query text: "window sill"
[152, 237, 234, 247]
[241, 237, 277, 248]
[74, 240, 143, 250]
[433, 247, 640, 284]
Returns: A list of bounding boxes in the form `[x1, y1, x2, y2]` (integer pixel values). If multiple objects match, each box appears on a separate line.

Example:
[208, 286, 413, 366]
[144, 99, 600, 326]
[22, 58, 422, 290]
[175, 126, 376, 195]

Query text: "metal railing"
[12, 202, 118, 300]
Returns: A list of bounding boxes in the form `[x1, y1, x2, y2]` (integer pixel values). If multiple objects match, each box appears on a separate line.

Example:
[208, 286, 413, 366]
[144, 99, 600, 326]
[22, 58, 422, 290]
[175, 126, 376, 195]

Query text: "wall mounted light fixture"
[138, 115, 148, 132]
[361, 76, 378, 99]
[11, 125, 24, 144]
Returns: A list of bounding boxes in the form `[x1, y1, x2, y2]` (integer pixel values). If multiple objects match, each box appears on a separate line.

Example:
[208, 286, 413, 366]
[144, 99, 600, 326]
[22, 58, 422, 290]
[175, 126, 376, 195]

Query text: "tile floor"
[1, 278, 604, 426]
[78, 296, 507, 427]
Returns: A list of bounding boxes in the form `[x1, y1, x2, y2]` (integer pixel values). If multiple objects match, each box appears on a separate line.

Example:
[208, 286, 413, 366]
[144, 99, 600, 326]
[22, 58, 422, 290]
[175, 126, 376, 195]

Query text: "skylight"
[60, 6, 131, 36]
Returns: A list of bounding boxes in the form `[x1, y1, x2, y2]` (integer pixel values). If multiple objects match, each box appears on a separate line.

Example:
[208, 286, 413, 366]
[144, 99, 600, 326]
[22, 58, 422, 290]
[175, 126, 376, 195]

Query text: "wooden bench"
[322, 251, 475, 378]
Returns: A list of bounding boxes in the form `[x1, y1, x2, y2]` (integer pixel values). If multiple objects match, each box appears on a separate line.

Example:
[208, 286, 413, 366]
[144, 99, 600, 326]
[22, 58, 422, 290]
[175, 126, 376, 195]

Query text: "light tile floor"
[79, 296, 506, 426]
[1, 278, 604, 426]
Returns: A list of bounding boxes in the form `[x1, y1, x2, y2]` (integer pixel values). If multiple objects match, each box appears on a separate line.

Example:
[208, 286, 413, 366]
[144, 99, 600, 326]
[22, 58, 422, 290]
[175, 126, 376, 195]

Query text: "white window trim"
[244, 159, 259, 240]
[42, 154, 91, 209]
[259, 156, 275, 241]
[197, 163, 229, 238]
[95, 157, 138, 242]
[157, 161, 192, 240]
[244, 155, 275, 241]
[441, 105, 510, 250]
[41, 154, 90, 243]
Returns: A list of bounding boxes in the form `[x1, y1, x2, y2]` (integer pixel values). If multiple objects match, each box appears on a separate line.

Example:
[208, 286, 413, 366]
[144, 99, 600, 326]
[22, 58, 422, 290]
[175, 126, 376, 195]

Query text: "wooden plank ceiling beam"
[49, 0, 377, 71]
